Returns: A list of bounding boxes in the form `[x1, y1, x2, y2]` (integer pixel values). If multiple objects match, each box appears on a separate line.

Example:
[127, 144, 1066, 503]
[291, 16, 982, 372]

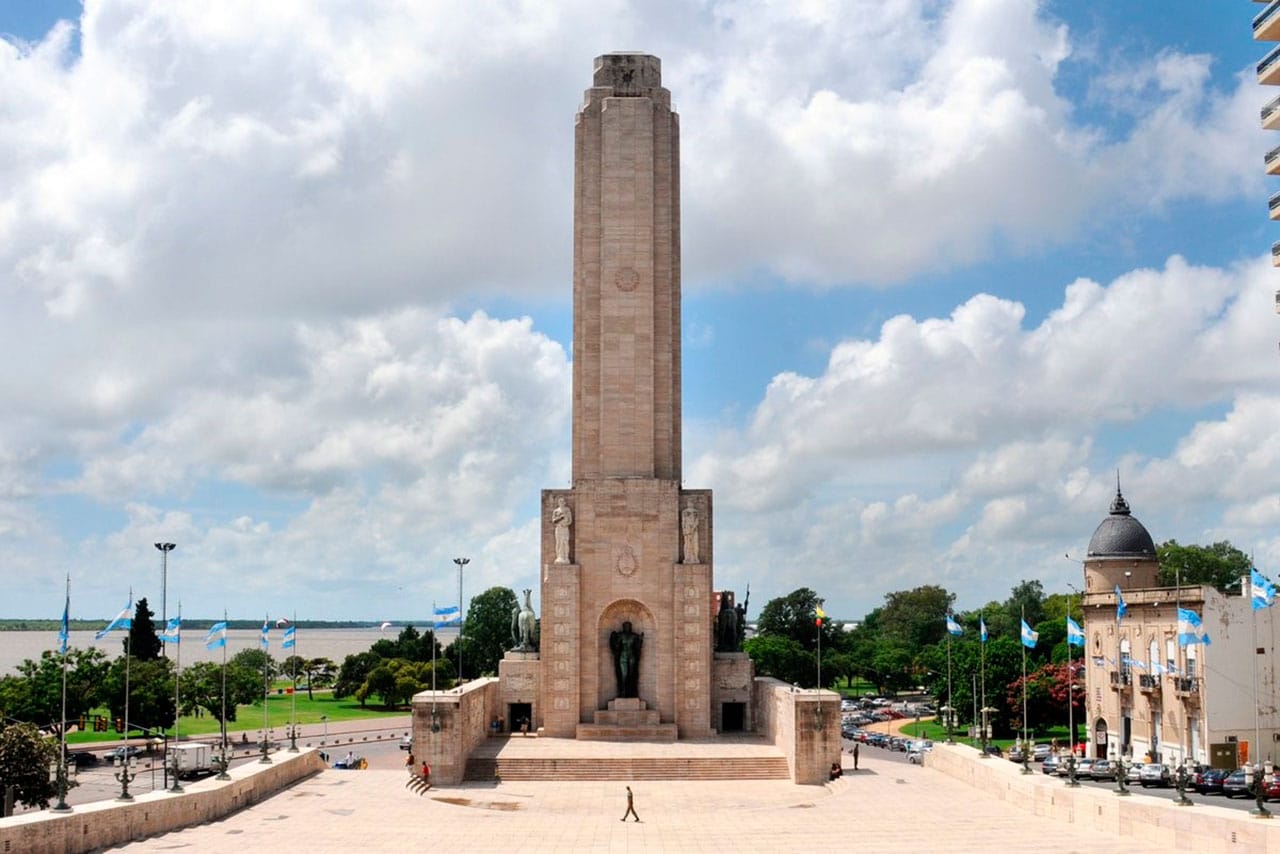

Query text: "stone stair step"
[464, 755, 790, 782]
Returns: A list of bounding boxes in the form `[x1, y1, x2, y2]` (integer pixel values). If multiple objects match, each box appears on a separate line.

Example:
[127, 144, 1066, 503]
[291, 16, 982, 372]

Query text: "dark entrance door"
[509, 703, 532, 735]
[722, 702, 745, 732]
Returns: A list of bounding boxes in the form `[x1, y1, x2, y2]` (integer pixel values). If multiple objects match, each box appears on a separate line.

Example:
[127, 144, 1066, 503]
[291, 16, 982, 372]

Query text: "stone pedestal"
[499, 651, 540, 735]
[712, 652, 755, 732]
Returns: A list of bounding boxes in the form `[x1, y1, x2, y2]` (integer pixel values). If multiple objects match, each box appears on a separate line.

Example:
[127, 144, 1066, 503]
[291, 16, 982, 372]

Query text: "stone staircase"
[465, 754, 790, 782]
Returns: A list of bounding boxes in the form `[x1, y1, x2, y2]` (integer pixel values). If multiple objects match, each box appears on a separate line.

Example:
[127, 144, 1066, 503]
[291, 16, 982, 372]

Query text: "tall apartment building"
[1255, 1, 1280, 312]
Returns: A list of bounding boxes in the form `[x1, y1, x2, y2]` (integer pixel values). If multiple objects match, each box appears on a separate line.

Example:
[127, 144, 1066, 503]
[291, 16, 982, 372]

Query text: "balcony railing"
[1264, 93, 1280, 127]
[1260, 44, 1280, 81]
[1109, 670, 1132, 689]
[1174, 676, 1199, 696]
[1139, 674, 1161, 692]
[1256, 0, 1280, 40]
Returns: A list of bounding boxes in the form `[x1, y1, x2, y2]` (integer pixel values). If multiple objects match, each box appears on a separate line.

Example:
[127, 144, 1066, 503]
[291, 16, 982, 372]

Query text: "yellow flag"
[815, 606, 826, 619]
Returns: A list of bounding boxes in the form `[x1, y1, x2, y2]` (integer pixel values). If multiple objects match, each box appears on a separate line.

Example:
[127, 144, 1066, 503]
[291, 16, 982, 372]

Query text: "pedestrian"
[422, 761, 431, 788]
[406, 752, 414, 772]
[620, 785, 640, 822]
[853, 742, 859, 770]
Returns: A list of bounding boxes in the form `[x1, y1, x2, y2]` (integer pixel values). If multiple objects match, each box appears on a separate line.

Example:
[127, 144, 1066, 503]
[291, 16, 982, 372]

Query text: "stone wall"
[712, 653, 754, 732]
[411, 678, 500, 785]
[0, 749, 324, 854]
[752, 677, 841, 785]
[925, 742, 1280, 853]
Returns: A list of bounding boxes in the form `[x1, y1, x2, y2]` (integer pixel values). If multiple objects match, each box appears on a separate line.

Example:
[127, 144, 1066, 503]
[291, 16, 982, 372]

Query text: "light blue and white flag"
[434, 604, 461, 625]
[1177, 607, 1209, 646]
[1020, 619, 1038, 649]
[58, 590, 70, 655]
[1114, 584, 1126, 622]
[159, 616, 181, 644]
[1251, 568, 1276, 610]
[979, 617, 988, 643]
[1152, 663, 1165, 676]
[205, 621, 227, 650]
[1066, 616, 1085, 647]
[945, 614, 963, 636]
[260, 619, 270, 650]
[282, 625, 296, 649]
[95, 597, 134, 640]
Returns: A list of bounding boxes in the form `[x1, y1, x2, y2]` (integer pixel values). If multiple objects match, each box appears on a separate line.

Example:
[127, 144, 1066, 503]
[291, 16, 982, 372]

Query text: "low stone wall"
[0, 749, 325, 854]
[925, 743, 1280, 853]
[411, 678, 501, 785]
[752, 678, 841, 785]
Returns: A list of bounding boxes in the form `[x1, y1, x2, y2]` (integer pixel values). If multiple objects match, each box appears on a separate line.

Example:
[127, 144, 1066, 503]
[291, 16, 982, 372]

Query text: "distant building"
[1079, 487, 1280, 767]
[1254, 3, 1280, 312]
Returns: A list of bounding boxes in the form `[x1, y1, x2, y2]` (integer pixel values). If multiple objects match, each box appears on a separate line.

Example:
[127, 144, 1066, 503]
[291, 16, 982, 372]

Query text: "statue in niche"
[514, 588, 537, 651]
[681, 506, 700, 564]
[609, 621, 644, 698]
[715, 593, 738, 652]
[552, 497, 572, 564]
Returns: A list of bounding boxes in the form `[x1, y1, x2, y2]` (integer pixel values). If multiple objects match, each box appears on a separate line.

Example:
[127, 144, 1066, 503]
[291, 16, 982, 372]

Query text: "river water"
[0, 627, 459, 676]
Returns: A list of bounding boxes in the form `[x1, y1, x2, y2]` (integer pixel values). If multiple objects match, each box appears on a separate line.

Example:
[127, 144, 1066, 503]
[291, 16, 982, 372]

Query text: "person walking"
[620, 785, 640, 822]
[853, 742, 859, 771]
[421, 761, 431, 789]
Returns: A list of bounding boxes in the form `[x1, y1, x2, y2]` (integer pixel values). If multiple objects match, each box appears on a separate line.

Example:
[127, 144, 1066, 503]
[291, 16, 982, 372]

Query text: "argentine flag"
[205, 621, 227, 650]
[1114, 584, 1126, 622]
[282, 625, 296, 649]
[1251, 568, 1276, 610]
[1020, 619, 1038, 649]
[95, 598, 134, 640]
[434, 604, 461, 626]
[1177, 608, 1209, 646]
[260, 619, 270, 650]
[159, 616, 181, 644]
[979, 617, 988, 643]
[1066, 616, 1085, 647]
[945, 614, 963, 636]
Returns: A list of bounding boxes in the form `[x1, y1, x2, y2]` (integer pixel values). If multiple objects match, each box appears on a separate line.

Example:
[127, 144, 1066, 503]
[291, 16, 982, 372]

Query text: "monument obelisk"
[539, 53, 714, 739]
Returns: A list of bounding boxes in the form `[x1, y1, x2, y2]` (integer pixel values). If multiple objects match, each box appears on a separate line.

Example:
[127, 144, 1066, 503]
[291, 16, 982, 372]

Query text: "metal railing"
[1139, 674, 1160, 690]
[1259, 44, 1280, 77]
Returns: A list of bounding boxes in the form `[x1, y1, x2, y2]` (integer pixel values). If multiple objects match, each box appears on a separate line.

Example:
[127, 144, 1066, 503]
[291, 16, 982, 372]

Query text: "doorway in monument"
[509, 703, 532, 735]
[721, 703, 745, 732]
[1093, 719, 1108, 758]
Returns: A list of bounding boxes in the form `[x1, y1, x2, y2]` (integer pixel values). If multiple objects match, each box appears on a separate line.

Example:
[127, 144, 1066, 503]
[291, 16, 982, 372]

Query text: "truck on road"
[167, 743, 214, 779]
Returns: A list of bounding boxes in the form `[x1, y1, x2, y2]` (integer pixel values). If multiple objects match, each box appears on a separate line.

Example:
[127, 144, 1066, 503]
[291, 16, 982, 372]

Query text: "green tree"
[1003, 580, 1045, 630]
[756, 587, 840, 652]
[180, 661, 263, 730]
[459, 587, 521, 677]
[103, 657, 176, 733]
[878, 585, 956, 650]
[300, 657, 337, 700]
[364, 664, 399, 707]
[334, 651, 381, 703]
[0, 722, 58, 809]
[126, 597, 162, 661]
[0, 648, 109, 729]
[1157, 540, 1251, 591]
[743, 634, 815, 687]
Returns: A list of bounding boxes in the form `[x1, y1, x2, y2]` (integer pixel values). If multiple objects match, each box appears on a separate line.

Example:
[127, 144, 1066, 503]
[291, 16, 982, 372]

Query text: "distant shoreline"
[0, 619, 460, 632]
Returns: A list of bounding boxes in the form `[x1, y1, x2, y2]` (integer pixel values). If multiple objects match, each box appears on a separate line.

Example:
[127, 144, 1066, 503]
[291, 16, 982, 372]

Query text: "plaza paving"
[112, 745, 1177, 853]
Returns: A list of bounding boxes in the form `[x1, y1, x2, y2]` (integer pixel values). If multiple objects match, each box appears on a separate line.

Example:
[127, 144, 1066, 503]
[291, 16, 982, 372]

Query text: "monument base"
[576, 698, 678, 741]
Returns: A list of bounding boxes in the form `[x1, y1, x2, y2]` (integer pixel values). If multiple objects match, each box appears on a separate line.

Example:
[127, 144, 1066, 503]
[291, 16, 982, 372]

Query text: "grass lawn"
[898, 719, 1078, 751]
[66, 691, 407, 744]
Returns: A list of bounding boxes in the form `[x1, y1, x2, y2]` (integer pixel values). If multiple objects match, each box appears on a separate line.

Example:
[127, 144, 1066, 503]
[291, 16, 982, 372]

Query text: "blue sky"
[3, 1, 1279, 624]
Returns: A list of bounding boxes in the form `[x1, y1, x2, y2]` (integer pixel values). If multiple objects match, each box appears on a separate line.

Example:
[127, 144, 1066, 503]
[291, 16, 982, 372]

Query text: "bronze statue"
[609, 621, 644, 698]
[735, 585, 750, 650]
[715, 594, 738, 652]
[516, 588, 537, 651]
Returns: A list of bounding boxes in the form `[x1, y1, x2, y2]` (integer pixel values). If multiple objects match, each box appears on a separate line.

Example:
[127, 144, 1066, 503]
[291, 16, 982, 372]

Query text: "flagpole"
[169, 603, 183, 793]
[431, 600, 439, 733]
[946, 627, 953, 744]
[980, 612, 987, 757]
[260, 614, 272, 764]
[1020, 605, 1032, 774]
[52, 575, 72, 812]
[116, 586, 135, 801]
[217, 610, 230, 780]
[289, 612, 298, 752]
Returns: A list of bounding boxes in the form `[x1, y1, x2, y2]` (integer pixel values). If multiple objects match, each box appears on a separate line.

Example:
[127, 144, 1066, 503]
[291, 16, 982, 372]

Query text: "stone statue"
[516, 588, 537, 651]
[609, 621, 644, 698]
[510, 603, 520, 648]
[735, 585, 750, 649]
[715, 594, 738, 652]
[552, 497, 572, 564]
[681, 505, 700, 564]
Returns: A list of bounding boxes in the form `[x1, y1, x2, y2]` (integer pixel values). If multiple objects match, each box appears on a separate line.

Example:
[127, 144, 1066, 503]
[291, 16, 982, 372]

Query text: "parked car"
[1139, 763, 1171, 788]
[1262, 773, 1280, 801]
[1075, 758, 1095, 778]
[1090, 759, 1117, 781]
[1194, 767, 1230, 795]
[1125, 762, 1144, 784]
[67, 751, 99, 768]
[982, 745, 1003, 757]
[333, 753, 366, 770]
[907, 749, 924, 764]
[1223, 769, 1251, 798]
[107, 745, 143, 762]
[1041, 755, 1060, 775]
[1032, 744, 1052, 761]
[1008, 746, 1025, 763]
[400, 735, 412, 751]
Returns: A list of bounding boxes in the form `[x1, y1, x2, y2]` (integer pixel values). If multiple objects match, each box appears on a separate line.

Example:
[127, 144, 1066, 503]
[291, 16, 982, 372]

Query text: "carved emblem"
[615, 545, 638, 577]
[615, 267, 640, 292]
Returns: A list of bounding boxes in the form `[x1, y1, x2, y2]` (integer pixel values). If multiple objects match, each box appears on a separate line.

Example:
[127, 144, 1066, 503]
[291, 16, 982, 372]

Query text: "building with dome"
[1079, 487, 1280, 768]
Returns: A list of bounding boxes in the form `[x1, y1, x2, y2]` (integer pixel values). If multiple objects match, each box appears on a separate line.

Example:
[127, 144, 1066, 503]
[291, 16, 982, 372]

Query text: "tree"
[300, 657, 337, 700]
[1003, 580, 1045, 630]
[743, 634, 815, 687]
[126, 597, 162, 662]
[102, 657, 175, 733]
[334, 651, 381, 703]
[878, 585, 956, 650]
[459, 587, 521, 677]
[1157, 540, 1251, 591]
[180, 661, 262, 729]
[0, 648, 109, 729]
[756, 587, 840, 652]
[1006, 661, 1085, 737]
[0, 722, 58, 809]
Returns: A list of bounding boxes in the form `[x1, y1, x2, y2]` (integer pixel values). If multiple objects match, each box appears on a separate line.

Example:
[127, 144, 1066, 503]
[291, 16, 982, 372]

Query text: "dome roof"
[1086, 487, 1156, 558]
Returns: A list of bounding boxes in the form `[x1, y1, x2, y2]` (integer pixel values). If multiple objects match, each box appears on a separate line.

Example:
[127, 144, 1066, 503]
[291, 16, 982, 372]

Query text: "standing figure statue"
[735, 585, 750, 650]
[681, 506, 700, 564]
[552, 497, 573, 564]
[517, 588, 537, 651]
[715, 594, 738, 652]
[609, 621, 644, 698]
[510, 603, 521, 649]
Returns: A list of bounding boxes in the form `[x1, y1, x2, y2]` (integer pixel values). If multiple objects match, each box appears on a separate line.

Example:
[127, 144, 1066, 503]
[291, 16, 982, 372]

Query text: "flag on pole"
[946, 614, 963, 636]
[282, 625, 296, 649]
[1176, 607, 1210, 646]
[159, 616, 182, 644]
[58, 591, 70, 655]
[1020, 619, 1038, 649]
[1251, 567, 1276, 610]
[434, 604, 461, 625]
[95, 598, 133, 640]
[260, 618, 270, 650]
[205, 621, 227, 650]
[1114, 584, 1126, 622]
[979, 617, 988, 643]
[1066, 616, 1085, 647]
[814, 606, 826, 627]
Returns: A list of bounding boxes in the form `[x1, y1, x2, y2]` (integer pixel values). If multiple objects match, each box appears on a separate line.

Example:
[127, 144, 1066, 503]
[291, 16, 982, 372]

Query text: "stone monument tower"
[539, 53, 714, 739]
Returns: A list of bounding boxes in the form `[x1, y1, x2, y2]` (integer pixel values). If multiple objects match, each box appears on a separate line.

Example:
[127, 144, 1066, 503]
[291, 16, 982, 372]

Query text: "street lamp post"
[154, 543, 176, 656]
[453, 557, 469, 681]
